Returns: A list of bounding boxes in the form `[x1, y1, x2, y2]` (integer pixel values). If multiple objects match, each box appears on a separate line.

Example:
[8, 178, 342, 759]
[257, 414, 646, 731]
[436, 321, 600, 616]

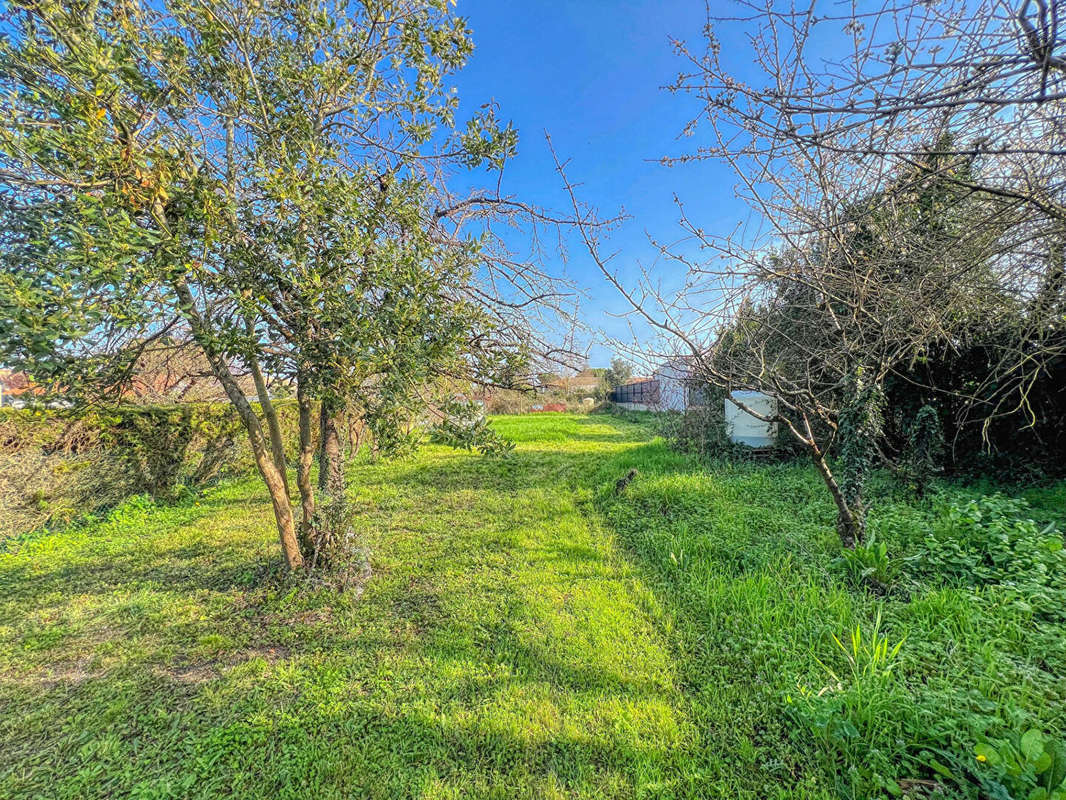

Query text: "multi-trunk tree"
[1, 0, 570, 572]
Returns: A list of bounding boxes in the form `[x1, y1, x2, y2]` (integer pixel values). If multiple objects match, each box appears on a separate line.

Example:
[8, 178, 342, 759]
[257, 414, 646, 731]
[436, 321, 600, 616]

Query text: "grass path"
[1, 414, 699, 799]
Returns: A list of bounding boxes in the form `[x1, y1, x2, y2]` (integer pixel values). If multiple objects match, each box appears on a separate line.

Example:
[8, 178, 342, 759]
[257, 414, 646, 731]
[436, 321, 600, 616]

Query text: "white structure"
[652, 358, 698, 412]
[725, 391, 777, 447]
[650, 359, 776, 446]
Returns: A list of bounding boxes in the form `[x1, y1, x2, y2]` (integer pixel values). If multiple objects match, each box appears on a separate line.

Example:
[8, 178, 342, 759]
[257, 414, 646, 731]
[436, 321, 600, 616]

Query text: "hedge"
[0, 401, 301, 539]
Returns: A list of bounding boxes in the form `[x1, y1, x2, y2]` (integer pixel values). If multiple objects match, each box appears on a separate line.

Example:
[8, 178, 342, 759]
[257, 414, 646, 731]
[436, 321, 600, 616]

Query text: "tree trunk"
[810, 446, 865, 547]
[318, 399, 345, 495]
[245, 316, 289, 497]
[306, 396, 348, 567]
[173, 280, 303, 571]
[296, 376, 317, 554]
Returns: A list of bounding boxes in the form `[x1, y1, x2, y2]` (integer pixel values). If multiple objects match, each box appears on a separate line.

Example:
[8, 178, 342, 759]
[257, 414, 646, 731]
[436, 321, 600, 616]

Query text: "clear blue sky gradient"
[450, 0, 753, 368]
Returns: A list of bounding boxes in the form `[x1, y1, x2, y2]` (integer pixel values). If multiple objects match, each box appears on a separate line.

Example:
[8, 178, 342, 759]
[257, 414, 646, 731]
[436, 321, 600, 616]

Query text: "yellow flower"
[976, 754, 987, 762]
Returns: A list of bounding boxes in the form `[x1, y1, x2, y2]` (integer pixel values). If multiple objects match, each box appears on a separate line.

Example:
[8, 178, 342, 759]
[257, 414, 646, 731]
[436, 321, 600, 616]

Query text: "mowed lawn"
[2, 414, 1063, 799]
[0, 415, 696, 800]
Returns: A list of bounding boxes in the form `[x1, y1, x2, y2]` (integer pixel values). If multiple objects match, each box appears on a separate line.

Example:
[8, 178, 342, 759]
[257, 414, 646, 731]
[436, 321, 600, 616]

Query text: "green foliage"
[903, 404, 945, 498]
[834, 532, 898, 591]
[429, 398, 515, 455]
[974, 729, 1066, 800]
[0, 403, 299, 538]
[0, 414, 695, 799]
[100, 405, 245, 499]
[837, 372, 886, 537]
[913, 495, 1066, 621]
[0, 0, 547, 567]
[3, 414, 1064, 798]
[605, 357, 634, 390]
[599, 420, 1065, 799]
[787, 610, 910, 796]
[655, 385, 749, 461]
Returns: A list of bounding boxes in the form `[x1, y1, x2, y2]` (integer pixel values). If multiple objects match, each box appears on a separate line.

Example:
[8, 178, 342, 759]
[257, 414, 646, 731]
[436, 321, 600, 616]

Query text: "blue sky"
[450, 0, 749, 368]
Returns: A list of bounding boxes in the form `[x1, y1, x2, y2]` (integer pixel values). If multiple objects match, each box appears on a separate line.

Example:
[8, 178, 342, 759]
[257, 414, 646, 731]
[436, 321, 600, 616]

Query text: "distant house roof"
[0, 342, 261, 405]
[545, 369, 602, 392]
[0, 370, 46, 402]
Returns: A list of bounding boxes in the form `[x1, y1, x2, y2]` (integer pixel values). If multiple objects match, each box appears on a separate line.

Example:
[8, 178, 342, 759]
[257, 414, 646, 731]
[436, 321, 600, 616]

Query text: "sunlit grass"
[1, 413, 1062, 799]
[0, 414, 694, 799]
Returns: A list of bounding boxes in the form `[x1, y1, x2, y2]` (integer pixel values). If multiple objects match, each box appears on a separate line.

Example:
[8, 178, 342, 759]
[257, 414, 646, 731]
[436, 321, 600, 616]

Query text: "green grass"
[1, 413, 1063, 799]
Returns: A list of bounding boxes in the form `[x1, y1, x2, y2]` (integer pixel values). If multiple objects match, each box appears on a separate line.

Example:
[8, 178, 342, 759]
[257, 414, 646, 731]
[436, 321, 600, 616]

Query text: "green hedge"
[0, 402, 301, 539]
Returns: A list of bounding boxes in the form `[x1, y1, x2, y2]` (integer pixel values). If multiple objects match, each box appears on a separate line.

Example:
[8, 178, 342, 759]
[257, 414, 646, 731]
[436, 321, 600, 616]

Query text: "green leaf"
[1023, 730, 1047, 762]
[927, 758, 956, 779]
[1035, 751, 1053, 774]
[1047, 743, 1066, 789]
[976, 742, 1001, 766]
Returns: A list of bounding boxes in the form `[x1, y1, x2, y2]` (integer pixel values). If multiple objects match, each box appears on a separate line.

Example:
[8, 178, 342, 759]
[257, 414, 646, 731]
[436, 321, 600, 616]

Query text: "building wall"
[652, 361, 696, 412]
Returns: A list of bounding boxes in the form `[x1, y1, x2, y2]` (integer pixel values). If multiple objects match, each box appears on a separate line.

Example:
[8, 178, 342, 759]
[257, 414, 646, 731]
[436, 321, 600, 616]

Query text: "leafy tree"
[605, 358, 634, 390]
[0, 0, 565, 572]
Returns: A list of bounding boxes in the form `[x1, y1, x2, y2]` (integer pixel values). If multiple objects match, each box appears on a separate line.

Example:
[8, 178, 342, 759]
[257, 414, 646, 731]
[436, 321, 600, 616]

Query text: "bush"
[833, 532, 899, 593]
[0, 402, 301, 539]
[902, 404, 945, 498]
[0, 450, 131, 536]
[480, 389, 602, 415]
[656, 406, 734, 459]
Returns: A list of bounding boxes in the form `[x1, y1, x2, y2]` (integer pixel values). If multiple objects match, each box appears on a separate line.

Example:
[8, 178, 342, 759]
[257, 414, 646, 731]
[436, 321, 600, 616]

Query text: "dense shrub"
[0, 402, 301, 538]
[656, 400, 800, 461]
[655, 406, 732, 458]
[0, 450, 131, 536]
[901, 404, 945, 498]
[884, 347, 1066, 480]
[912, 495, 1066, 621]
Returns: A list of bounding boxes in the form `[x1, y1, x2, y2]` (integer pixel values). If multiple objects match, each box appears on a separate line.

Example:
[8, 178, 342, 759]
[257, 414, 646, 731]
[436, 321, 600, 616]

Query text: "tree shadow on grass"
[1, 416, 702, 799]
[0, 532, 276, 604]
[1, 659, 687, 799]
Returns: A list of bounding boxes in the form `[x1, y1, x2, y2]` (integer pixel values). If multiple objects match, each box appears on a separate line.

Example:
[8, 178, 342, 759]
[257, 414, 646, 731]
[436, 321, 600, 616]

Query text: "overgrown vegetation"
[0, 402, 369, 539]
[567, 0, 1066, 548]
[2, 414, 1062, 799]
[599, 423, 1065, 799]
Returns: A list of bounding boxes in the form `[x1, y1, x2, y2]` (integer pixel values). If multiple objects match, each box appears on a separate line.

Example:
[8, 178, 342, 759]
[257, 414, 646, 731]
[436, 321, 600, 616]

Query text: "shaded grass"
[596, 436, 1066, 798]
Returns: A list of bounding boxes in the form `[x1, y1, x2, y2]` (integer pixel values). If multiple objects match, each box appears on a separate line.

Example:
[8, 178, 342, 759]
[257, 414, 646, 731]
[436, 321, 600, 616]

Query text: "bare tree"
[565, 0, 1066, 545]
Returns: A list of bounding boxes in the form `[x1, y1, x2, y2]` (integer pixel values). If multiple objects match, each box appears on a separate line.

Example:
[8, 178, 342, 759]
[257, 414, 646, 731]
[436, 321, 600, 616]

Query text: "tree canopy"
[0, 0, 571, 571]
